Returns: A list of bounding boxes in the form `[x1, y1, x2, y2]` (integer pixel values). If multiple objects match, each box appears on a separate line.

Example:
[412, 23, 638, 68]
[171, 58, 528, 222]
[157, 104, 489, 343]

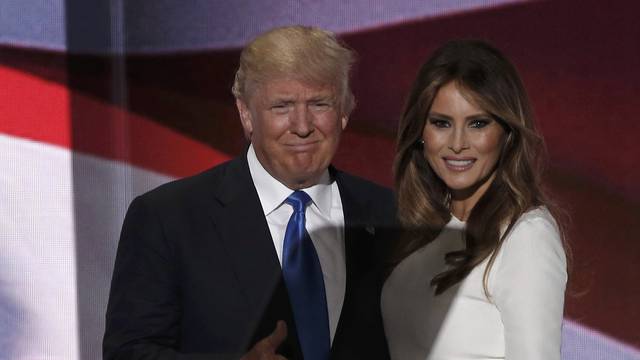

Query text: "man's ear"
[236, 99, 253, 140]
[341, 115, 349, 130]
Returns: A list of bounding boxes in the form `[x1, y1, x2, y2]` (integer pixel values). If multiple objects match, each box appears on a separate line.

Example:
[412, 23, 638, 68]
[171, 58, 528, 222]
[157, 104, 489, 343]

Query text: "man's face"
[237, 78, 348, 189]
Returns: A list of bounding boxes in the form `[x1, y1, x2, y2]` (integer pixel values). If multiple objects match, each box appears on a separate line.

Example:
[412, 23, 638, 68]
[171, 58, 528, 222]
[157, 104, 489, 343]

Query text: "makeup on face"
[422, 82, 505, 204]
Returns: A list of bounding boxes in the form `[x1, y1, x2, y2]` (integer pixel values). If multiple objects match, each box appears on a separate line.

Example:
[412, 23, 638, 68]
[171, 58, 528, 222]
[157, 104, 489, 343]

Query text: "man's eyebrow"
[308, 96, 334, 102]
[312, 91, 337, 99]
[268, 97, 295, 103]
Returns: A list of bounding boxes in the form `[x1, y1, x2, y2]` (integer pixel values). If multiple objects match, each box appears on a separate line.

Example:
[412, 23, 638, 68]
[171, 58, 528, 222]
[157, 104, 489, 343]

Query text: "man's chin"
[279, 169, 324, 190]
[288, 176, 320, 190]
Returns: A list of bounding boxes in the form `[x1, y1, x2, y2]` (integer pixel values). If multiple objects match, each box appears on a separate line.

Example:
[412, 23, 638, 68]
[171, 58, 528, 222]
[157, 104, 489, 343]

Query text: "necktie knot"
[285, 191, 312, 213]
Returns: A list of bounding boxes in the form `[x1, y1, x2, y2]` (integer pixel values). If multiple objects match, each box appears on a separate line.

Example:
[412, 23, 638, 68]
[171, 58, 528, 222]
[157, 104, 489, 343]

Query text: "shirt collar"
[246, 144, 333, 217]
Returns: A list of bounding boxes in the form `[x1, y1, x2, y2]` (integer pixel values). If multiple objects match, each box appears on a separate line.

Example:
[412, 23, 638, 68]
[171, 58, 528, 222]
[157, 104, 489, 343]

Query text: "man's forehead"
[259, 78, 336, 98]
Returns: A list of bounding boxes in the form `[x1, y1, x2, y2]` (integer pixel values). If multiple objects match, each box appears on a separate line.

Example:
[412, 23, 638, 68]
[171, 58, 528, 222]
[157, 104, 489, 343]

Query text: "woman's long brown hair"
[392, 40, 568, 296]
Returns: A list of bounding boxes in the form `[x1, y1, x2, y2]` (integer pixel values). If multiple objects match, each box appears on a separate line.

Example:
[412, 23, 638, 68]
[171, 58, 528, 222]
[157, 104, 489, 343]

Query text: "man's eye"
[310, 102, 331, 111]
[271, 104, 289, 114]
[469, 119, 490, 128]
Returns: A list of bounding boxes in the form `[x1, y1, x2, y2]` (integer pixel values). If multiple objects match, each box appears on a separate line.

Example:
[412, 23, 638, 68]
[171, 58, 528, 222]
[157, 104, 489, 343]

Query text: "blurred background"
[1, 0, 639, 358]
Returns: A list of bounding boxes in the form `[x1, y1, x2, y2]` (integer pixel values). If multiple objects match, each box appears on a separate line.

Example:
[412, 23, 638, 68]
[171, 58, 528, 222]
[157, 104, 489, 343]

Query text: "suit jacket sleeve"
[103, 196, 241, 360]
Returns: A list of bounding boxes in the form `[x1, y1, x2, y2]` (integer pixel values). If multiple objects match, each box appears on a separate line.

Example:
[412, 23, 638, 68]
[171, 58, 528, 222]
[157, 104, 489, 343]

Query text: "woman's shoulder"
[497, 206, 566, 269]
[490, 206, 568, 302]
[514, 206, 557, 228]
[505, 207, 560, 243]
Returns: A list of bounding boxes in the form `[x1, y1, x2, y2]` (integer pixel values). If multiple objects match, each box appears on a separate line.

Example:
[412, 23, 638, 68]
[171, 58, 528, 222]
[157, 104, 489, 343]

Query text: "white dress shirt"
[246, 145, 346, 343]
[382, 207, 567, 360]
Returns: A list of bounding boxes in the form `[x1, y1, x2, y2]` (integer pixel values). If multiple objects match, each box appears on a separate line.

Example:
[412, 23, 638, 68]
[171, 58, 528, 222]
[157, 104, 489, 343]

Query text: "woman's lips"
[443, 157, 475, 171]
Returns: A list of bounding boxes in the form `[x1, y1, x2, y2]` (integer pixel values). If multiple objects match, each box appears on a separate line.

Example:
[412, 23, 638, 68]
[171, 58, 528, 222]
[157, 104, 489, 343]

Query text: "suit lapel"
[208, 155, 280, 313]
[206, 154, 302, 357]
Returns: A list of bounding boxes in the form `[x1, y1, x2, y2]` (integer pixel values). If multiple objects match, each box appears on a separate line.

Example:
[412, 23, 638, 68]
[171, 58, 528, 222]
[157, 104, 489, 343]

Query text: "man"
[103, 26, 394, 360]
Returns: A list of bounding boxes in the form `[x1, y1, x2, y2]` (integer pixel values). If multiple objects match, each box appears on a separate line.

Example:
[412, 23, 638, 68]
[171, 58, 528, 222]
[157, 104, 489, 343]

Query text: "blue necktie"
[282, 191, 330, 360]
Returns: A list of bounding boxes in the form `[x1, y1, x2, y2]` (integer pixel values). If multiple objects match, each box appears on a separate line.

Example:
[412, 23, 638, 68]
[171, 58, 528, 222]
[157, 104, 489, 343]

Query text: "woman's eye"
[429, 119, 450, 128]
[470, 119, 490, 128]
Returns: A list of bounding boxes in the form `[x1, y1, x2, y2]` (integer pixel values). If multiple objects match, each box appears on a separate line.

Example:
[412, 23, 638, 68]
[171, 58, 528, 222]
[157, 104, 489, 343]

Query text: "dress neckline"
[450, 213, 465, 224]
[447, 214, 466, 230]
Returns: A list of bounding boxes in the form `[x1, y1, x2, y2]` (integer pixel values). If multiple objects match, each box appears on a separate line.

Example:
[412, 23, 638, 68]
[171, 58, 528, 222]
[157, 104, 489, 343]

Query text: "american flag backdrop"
[1, 0, 639, 359]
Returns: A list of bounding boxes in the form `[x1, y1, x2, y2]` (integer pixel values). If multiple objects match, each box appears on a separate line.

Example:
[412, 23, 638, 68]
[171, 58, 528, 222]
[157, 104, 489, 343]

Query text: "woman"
[382, 40, 568, 360]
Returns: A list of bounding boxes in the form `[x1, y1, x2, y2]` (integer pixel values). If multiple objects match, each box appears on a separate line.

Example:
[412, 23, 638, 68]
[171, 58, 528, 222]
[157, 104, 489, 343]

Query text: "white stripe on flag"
[563, 319, 640, 360]
[0, 133, 171, 359]
[1, 133, 78, 360]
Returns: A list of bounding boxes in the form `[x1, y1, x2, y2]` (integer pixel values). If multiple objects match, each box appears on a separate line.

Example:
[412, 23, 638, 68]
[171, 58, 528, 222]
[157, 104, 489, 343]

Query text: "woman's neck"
[450, 172, 497, 221]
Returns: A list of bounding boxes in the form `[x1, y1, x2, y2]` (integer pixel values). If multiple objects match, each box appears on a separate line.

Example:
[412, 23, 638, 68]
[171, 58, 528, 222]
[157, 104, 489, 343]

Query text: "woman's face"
[422, 82, 506, 200]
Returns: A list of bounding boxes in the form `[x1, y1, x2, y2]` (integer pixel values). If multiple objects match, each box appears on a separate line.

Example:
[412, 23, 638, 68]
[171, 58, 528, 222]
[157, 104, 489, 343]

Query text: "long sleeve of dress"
[491, 209, 568, 360]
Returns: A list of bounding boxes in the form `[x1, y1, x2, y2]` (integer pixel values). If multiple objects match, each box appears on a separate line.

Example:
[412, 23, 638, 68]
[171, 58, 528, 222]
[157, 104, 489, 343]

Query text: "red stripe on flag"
[0, 65, 72, 147]
[0, 65, 230, 177]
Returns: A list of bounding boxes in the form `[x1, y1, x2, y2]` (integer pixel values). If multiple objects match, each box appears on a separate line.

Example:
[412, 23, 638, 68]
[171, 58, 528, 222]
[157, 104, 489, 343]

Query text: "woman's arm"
[492, 209, 568, 360]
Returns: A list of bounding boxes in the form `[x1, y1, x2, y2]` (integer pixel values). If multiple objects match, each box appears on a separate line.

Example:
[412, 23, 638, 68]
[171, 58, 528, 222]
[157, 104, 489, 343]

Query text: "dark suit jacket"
[103, 154, 395, 360]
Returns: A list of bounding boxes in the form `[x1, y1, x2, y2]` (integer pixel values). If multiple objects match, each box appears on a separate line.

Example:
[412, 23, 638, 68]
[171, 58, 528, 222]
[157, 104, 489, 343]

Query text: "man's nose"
[289, 105, 314, 136]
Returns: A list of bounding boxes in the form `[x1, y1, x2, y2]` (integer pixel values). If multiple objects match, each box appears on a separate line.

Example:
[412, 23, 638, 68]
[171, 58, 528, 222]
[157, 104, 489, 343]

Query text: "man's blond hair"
[232, 25, 356, 116]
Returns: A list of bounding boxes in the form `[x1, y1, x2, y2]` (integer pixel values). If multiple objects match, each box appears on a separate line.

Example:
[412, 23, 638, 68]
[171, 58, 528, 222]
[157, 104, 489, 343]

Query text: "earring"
[416, 139, 425, 148]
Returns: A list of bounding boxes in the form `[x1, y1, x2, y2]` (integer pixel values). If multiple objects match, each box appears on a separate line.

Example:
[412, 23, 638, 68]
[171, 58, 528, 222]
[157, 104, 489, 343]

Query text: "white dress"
[381, 207, 567, 360]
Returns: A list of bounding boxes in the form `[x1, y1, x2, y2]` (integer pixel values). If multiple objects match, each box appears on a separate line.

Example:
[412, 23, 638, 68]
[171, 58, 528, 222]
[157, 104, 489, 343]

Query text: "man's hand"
[240, 321, 288, 360]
